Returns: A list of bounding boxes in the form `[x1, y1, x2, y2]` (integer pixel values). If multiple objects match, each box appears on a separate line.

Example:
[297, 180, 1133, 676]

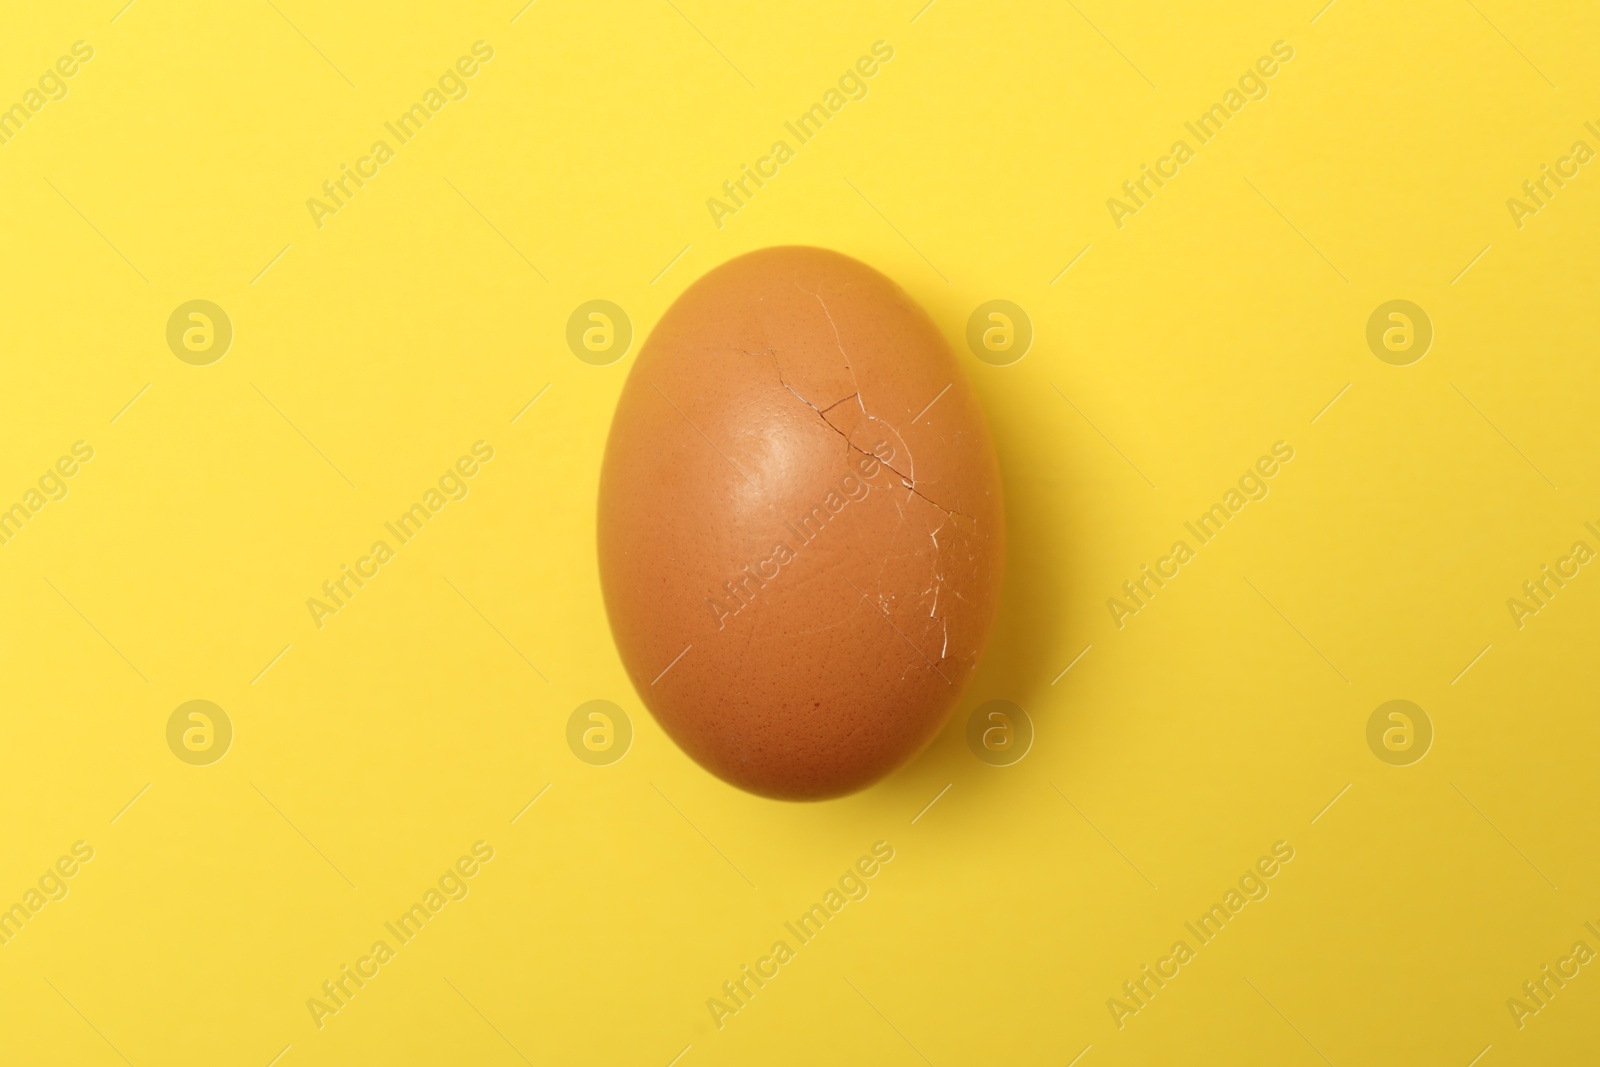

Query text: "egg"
[597, 247, 1005, 799]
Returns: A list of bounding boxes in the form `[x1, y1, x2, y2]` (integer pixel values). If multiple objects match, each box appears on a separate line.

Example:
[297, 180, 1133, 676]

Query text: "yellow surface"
[2, 1, 1597, 1064]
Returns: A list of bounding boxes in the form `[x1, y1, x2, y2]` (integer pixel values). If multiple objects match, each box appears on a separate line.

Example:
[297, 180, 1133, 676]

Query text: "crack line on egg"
[818, 392, 860, 416]
[740, 335, 964, 665]
[743, 346, 852, 427]
[758, 346, 969, 522]
[843, 575, 954, 686]
[799, 285, 870, 418]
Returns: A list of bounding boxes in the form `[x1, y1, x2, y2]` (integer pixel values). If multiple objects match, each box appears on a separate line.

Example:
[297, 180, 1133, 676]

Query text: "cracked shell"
[597, 246, 1005, 800]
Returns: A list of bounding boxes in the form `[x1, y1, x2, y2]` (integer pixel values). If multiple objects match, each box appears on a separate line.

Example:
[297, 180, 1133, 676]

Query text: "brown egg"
[597, 247, 1005, 799]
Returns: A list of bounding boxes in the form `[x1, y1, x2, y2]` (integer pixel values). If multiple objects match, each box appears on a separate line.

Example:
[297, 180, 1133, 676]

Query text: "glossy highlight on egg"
[597, 246, 1005, 799]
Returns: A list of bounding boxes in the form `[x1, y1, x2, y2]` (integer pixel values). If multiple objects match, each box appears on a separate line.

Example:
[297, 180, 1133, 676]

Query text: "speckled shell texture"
[597, 246, 1005, 800]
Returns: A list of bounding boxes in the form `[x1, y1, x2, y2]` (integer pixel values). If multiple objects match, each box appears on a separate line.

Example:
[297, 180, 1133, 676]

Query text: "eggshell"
[597, 246, 1005, 799]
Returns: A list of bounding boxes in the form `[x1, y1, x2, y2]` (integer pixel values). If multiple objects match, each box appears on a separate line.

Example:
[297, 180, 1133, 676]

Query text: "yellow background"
[2, 1, 1597, 1063]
